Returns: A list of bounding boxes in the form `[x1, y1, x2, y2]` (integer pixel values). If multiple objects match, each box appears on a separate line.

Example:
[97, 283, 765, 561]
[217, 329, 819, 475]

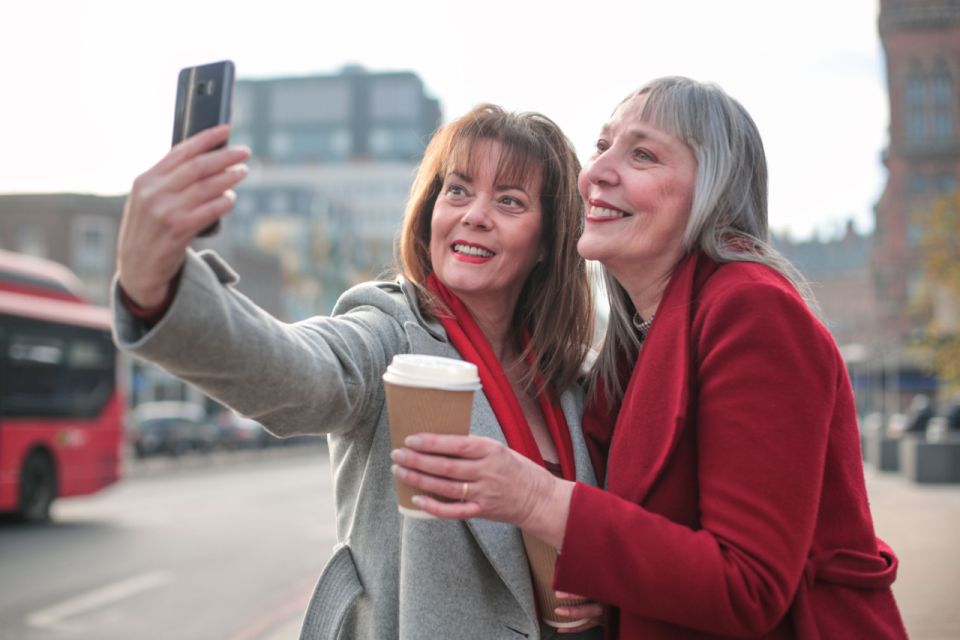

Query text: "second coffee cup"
[383, 354, 481, 519]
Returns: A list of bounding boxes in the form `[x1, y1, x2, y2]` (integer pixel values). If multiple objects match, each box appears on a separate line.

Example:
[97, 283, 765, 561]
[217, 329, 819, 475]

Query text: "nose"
[581, 152, 620, 187]
[460, 200, 492, 229]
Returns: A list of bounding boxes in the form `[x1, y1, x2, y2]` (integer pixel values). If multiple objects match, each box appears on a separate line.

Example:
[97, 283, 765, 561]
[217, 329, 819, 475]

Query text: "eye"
[594, 138, 610, 154]
[498, 195, 525, 209]
[444, 184, 468, 198]
[633, 148, 656, 162]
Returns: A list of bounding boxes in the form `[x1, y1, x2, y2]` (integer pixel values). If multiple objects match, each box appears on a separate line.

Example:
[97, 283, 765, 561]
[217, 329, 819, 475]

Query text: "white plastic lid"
[382, 354, 481, 391]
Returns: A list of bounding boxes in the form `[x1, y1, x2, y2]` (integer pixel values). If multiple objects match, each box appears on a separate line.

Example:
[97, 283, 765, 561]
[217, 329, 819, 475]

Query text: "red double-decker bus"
[0, 250, 123, 521]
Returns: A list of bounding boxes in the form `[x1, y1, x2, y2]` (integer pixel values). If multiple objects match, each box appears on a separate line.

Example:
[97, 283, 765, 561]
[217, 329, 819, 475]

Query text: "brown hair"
[397, 104, 592, 393]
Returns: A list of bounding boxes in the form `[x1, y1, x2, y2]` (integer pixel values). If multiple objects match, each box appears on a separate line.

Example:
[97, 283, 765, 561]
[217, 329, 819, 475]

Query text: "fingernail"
[390, 449, 405, 462]
[390, 464, 406, 479]
[411, 495, 424, 506]
[405, 435, 422, 447]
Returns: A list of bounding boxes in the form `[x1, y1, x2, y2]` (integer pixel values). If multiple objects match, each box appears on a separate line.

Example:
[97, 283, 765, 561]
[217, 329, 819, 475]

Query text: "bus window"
[0, 315, 116, 419]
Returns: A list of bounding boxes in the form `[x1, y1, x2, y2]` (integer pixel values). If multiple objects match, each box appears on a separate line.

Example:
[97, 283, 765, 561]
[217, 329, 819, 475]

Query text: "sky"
[2, 0, 888, 241]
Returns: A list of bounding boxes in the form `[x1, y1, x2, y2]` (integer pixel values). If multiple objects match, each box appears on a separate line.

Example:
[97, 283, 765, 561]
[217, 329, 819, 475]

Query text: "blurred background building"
[225, 64, 442, 312]
[0, 11, 957, 422]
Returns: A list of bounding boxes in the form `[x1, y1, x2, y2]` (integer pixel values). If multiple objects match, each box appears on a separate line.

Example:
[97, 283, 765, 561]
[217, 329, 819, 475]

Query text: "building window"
[931, 62, 954, 139]
[232, 84, 254, 127]
[369, 126, 422, 158]
[905, 71, 926, 143]
[269, 191, 290, 212]
[906, 173, 927, 194]
[271, 81, 350, 124]
[16, 224, 47, 258]
[906, 219, 924, 245]
[270, 131, 294, 159]
[937, 174, 957, 194]
[269, 127, 351, 163]
[73, 216, 112, 274]
[371, 79, 419, 120]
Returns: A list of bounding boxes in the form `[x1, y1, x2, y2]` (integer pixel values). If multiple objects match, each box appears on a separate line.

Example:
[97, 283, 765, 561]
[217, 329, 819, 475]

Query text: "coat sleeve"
[555, 279, 840, 636]
[111, 249, 409, 437]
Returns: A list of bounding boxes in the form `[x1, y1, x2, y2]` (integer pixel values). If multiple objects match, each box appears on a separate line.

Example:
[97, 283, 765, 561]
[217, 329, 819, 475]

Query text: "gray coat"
[112, 250, 600, 640]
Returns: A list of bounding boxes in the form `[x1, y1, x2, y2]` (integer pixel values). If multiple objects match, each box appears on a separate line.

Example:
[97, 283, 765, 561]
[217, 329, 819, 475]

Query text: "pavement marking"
[26, 569, 174, 632]
[230, 578, 314, 640]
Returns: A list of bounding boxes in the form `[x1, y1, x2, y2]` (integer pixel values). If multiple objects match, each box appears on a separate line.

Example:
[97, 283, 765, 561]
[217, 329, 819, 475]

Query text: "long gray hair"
[590, 76, 818, 404]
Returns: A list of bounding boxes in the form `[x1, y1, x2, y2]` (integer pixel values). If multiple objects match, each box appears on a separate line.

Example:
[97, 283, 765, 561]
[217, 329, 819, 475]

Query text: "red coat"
[555, 252, 907, 639]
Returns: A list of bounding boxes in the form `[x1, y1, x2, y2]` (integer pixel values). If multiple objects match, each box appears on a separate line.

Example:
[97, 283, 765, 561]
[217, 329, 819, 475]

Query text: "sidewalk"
[865, 466, 960, 640]
[256, 467, 960, 640]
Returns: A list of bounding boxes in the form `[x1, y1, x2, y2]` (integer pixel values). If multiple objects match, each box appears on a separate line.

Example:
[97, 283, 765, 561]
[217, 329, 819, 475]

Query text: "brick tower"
[874, 0, 960, 341]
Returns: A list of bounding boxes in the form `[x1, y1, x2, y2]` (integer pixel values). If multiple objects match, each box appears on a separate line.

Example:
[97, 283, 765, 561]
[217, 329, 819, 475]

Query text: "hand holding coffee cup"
[383, 354, 481, 518]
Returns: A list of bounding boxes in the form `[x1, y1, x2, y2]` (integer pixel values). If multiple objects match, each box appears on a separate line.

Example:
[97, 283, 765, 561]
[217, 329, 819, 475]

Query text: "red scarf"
[425, 274, 576, 480]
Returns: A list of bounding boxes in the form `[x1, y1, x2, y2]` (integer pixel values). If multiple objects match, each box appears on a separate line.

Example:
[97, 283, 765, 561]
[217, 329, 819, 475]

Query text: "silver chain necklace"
[632, 313, 655, 340]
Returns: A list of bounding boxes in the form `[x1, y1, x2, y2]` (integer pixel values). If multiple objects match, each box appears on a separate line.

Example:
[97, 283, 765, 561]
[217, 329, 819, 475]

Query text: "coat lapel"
[607, 252, 706, 504]
[463, 393, 539, 623]
[402, 320, 538, 625]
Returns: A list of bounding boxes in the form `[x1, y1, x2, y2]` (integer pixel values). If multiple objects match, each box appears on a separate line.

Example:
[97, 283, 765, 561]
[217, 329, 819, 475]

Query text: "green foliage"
[920, 190, 960, 290]
[917, 189, 960, 393]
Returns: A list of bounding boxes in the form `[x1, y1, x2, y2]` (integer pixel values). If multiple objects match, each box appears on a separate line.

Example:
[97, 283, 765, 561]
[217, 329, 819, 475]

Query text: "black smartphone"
[172, 60, 235, 236]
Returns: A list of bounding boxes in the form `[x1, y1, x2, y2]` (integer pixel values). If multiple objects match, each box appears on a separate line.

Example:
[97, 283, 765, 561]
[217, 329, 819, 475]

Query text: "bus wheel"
[18, 452, 56, 523]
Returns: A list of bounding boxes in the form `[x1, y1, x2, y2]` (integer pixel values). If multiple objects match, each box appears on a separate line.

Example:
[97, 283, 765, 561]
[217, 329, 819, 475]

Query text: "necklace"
[632, 313, 654, 340]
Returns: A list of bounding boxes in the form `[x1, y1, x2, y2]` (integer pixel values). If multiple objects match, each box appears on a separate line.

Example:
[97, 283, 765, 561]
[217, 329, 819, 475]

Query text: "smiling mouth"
[451, 242, 495, 258]
[588, 205, 631, 219]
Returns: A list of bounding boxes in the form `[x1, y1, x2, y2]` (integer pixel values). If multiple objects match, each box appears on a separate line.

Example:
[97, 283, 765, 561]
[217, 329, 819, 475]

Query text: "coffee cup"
[521, 531, 590, 628]
[383, 354, 481, 519]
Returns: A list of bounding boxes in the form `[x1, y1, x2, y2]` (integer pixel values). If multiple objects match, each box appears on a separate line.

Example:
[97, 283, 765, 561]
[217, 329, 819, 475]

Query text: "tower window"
[931, 63, 954, 139]
[905, 72, 927, 143]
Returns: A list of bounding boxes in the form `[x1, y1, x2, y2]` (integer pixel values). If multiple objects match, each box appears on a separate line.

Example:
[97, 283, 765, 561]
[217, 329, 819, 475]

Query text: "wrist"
[117, 273, 167, 308]
[522, 475, 575, 550]
[124, 286, 169, 311]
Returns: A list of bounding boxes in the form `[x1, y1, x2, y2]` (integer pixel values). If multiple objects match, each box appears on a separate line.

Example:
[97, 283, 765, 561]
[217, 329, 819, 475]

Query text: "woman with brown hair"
[112, 105, 601, 639]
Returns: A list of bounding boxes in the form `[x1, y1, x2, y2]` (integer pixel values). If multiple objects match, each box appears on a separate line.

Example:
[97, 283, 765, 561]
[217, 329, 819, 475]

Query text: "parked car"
[131, 401, 218, 457]
[215, 410, 279, 449]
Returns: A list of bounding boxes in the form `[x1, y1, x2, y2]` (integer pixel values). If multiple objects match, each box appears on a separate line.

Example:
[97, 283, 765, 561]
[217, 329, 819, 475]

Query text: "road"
[0, 446, 337, 640]
[1, 446, 957, 639]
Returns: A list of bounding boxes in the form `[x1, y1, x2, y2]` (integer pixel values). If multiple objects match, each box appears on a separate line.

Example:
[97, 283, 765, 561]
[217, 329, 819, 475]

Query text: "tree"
[918, 188, 960, 394]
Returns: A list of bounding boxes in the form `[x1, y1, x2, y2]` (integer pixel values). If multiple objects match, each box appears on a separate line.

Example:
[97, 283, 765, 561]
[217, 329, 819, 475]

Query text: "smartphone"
[172, 60, 236, 236]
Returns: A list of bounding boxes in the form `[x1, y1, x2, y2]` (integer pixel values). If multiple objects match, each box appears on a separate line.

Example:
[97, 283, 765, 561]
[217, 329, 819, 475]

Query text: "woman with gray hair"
[392, 77, 908, 638]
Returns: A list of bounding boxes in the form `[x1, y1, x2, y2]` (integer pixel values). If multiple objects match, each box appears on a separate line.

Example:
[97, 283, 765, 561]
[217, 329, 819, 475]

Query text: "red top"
[118, 275, 180, 327]
[555, 252, 907, 639]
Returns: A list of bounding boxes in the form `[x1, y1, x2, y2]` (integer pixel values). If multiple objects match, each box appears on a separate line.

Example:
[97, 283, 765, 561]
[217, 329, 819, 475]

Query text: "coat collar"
[396, 276, 446, 341]
[606, 251, 718, 503]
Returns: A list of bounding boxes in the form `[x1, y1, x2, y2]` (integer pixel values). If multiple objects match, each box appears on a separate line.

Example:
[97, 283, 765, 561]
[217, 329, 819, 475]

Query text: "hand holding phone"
[172, 60, 236, 236]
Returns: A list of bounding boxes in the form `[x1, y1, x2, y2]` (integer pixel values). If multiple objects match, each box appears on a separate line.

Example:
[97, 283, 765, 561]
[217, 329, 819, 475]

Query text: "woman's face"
[577, 94, 698, 280]
[429, 139, 544, 314]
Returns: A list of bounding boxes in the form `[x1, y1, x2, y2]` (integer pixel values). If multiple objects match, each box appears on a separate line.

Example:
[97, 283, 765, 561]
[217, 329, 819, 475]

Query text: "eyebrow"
[601, 123, 666, 146]
[446, 171, 530, 194]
